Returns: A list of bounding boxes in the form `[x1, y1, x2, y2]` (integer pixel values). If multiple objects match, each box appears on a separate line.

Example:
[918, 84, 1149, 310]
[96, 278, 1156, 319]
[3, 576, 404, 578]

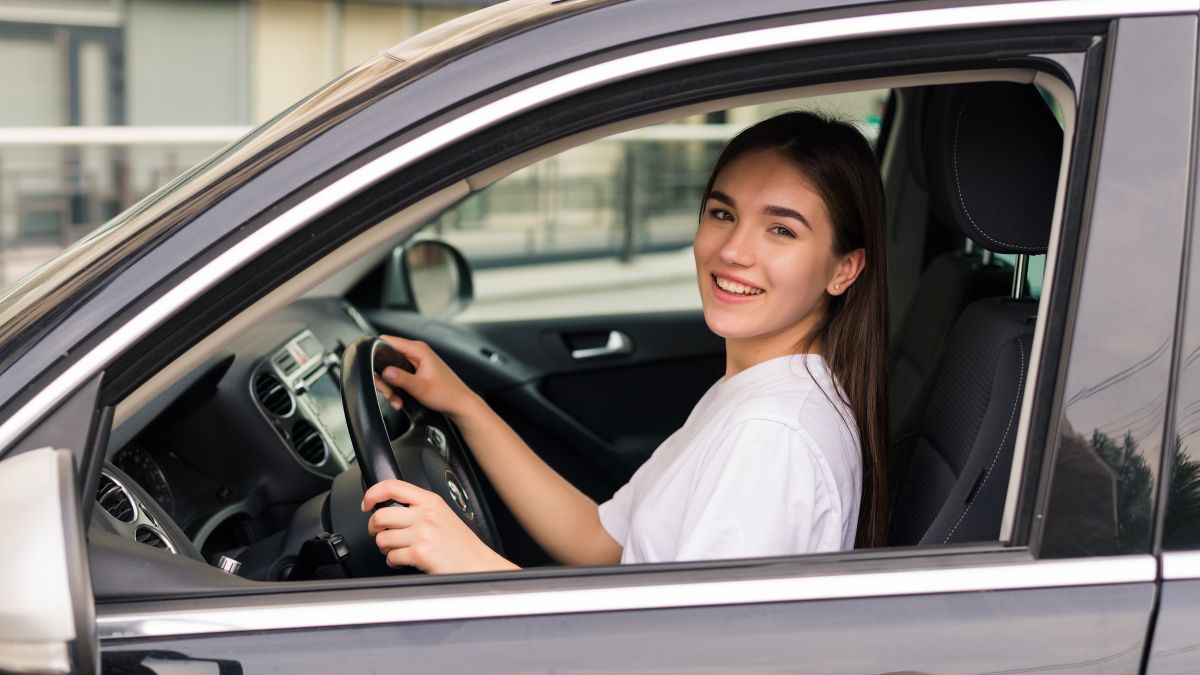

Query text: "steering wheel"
[339, 336, 500, 572]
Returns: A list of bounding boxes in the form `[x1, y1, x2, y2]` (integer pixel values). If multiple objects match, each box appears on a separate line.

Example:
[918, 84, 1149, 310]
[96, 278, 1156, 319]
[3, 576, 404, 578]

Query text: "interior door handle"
[570, 331, 633, 360]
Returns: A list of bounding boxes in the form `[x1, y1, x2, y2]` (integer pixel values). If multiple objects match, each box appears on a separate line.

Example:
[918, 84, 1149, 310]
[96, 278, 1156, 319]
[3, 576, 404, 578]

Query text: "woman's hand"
[374, 335, 482, 421]
[362, 479, 517, 574]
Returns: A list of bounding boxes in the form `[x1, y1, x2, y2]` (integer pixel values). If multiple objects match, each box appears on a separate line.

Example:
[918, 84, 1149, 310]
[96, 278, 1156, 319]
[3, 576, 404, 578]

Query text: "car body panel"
[1039, 15, 1197, 558]
[104, 582, 1153, 673]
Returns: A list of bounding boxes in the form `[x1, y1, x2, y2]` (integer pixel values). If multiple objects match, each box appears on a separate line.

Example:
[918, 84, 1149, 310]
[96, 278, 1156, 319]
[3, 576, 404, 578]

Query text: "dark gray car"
[2, 0, 1199, 672]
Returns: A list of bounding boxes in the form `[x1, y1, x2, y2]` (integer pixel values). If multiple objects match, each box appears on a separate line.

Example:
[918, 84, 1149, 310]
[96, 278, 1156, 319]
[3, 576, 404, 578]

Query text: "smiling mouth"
[713, 274, 764, 296]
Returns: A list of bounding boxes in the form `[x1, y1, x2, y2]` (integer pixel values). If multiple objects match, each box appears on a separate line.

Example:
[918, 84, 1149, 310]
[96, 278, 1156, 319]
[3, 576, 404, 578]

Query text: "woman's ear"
[827, 248, 866, 296]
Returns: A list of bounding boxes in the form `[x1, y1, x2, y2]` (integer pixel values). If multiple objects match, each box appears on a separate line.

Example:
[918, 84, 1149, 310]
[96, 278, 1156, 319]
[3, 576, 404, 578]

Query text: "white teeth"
[714, 275, 763, 296]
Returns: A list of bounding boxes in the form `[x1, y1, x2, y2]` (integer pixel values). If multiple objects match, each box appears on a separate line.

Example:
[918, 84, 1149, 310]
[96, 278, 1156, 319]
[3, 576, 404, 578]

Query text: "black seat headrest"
[924, 82, 1063, 254]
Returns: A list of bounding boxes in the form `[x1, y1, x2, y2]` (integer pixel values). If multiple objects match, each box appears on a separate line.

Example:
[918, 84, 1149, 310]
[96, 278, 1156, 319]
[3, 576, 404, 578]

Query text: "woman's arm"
[374, 335, 622, 568]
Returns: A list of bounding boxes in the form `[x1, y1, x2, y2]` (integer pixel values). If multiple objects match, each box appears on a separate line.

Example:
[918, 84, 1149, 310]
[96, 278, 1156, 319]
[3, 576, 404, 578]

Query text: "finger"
[374, 526, 418, 553]
[380, 335, 428, 367]
[372, 374, 403, 410]
[367, 504, 419, 535]
[385, 546, 422, 570]
[380, 365, 416, 389]
[361, 479, 431, 511]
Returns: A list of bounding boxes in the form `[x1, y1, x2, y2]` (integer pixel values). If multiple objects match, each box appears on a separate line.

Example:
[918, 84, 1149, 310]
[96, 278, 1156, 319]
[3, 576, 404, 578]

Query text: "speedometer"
[112, 443, 176, 517]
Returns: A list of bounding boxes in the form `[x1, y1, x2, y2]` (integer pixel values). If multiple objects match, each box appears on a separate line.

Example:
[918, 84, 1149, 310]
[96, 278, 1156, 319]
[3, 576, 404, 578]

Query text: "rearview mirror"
[0, 447, 96, 674]
[383, 240, 473, 318]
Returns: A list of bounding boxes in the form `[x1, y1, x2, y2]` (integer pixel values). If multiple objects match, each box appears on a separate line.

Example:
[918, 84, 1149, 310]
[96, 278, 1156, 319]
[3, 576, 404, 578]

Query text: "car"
[2, 0, 1200, 672]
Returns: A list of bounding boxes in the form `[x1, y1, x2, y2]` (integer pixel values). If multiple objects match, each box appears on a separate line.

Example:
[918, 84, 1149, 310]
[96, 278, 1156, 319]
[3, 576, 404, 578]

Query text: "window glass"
[1040, 18, 1193, 557]
[412, 91, 890, 322]
[1165, 201, 1200, 552]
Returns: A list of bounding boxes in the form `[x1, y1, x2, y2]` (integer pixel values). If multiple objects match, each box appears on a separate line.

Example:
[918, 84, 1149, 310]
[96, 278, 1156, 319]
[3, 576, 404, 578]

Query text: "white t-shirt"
[598, 354, 861, 564]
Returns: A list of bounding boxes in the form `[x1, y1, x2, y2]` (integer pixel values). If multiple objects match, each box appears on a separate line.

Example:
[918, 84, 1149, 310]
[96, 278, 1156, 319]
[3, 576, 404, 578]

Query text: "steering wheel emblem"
[427, 426, 449, 459]
[445, 470, 474, 520]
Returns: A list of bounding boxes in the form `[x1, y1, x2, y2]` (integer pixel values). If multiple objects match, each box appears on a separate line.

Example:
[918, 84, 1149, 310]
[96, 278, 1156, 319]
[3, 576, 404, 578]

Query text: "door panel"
[100, 572, 1155, 674]
[473, 311, 724, 469]
[1145, 576, 1200, 673]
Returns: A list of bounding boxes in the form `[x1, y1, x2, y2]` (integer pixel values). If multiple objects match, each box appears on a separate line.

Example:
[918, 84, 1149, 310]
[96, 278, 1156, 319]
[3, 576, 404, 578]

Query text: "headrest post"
[963, 239, 975, 256]
[981, 249, 992, 266]
[1011, 254, 1028, 299]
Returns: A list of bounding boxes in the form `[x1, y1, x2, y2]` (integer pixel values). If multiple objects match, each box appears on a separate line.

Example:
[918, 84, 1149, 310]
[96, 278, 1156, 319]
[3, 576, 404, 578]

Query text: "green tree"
[1090, 429, 1154, 548]
[1164, 437, 1200, 549]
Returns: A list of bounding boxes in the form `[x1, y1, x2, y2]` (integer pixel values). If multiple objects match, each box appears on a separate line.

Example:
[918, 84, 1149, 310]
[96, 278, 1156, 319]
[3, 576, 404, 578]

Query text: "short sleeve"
[598, 479, 634, 544]
[674, 418, 841, 561]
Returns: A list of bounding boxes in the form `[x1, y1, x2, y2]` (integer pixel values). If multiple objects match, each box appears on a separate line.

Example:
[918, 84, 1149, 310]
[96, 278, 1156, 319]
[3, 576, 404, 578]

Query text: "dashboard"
[85, 283, 681, 589]
[94, 297, 377, 574]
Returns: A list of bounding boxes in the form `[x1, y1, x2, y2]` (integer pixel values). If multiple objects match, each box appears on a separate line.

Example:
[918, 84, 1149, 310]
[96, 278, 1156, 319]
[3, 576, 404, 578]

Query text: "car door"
[1143, 51, 1200, 668]
[0, 379, 103, 675]
[79, 6, 1190, 675]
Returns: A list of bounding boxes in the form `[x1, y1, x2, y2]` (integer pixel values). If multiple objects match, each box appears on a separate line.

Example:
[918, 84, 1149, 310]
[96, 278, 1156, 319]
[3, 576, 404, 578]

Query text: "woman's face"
[693, 148, 856, 355]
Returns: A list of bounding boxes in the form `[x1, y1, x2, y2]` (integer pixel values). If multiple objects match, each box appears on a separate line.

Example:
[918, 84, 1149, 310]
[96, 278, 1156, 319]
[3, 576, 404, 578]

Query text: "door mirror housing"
[0, 447, 97, 674]
[383, 240, 474, 318]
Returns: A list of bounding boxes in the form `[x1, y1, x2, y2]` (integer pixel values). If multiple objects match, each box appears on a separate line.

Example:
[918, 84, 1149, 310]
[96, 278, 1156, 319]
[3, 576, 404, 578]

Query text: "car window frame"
[29, 2, 1171, 643]
[1027, 15, 1199, 564]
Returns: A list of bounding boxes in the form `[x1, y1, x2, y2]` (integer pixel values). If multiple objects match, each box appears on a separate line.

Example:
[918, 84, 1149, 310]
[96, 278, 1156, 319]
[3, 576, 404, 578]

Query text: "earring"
[834, 283, 840, 291]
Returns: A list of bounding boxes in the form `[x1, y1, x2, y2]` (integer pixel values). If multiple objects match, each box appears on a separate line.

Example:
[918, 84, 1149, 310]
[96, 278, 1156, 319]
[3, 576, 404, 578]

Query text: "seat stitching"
[951, 85, 1041, 253]
[943, 335, 1025, 544]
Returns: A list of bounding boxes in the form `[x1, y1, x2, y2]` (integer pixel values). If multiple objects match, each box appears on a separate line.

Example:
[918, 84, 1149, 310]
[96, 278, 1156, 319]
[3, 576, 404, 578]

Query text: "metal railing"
[0, 126, 248, 286]
[0, 120, 879, 287]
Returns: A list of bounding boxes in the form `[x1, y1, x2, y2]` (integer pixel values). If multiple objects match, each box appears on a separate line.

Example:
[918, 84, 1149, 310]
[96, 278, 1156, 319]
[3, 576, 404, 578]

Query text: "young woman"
[362, 111, 889, 573]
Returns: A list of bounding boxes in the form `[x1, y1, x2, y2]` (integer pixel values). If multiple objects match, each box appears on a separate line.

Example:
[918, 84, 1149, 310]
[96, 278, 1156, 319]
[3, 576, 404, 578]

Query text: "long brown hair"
[701, 111, 890, 548]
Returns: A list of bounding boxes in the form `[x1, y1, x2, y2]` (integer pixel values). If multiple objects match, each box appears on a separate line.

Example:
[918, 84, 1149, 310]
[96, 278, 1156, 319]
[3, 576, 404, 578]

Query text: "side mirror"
[383, 240, 473, 318]
[0, 447, 96, 674]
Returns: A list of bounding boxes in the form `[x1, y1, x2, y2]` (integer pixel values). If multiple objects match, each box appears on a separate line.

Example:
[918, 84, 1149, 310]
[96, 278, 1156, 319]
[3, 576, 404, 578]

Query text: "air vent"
[254, 371, 294, 416]
[135, 526, 173, 552]
[274, 351, 299, 375]
[291, 420, 327, 466]
[96, 473, 136, 523]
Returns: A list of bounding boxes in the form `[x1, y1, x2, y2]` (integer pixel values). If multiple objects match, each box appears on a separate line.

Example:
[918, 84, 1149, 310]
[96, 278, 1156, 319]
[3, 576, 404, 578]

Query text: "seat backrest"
[888, 250, 1010, 432]
[888, 81, 1062, 546]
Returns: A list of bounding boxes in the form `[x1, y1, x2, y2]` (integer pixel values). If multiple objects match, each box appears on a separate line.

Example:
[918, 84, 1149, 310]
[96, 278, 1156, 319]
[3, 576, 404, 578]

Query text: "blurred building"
[0, 0, 887, 306]
[0, 0, 493, 284]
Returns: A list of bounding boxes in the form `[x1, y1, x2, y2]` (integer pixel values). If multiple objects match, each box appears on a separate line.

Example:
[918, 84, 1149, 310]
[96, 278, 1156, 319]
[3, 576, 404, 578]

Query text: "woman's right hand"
[374, 335, 482, 420]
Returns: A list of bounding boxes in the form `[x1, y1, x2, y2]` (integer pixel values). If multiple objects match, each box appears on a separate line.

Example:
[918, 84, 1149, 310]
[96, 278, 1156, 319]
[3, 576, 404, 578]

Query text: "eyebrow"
[706, 190, 811, 230]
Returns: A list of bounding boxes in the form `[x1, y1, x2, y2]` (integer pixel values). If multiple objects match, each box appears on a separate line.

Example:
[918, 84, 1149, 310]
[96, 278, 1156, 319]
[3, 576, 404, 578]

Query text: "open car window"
[411, 91, 890, 322]
[97, 69, 1075, 586]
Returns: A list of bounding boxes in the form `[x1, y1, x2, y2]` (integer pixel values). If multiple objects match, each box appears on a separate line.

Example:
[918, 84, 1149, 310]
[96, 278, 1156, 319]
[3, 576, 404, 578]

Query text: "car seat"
[888, 81, 1062, 545]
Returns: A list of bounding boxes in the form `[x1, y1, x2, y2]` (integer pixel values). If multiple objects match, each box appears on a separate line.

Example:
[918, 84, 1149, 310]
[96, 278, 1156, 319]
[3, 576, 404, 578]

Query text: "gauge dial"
[112, 444, 176, 517]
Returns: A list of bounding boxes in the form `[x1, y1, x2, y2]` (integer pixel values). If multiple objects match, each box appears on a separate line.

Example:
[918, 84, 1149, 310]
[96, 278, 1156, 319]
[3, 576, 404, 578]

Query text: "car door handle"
[570, 330, 633, 360]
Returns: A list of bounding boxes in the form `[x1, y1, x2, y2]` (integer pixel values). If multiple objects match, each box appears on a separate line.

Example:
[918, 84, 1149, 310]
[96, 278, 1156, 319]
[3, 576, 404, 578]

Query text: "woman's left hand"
[362, 479, 517, 574]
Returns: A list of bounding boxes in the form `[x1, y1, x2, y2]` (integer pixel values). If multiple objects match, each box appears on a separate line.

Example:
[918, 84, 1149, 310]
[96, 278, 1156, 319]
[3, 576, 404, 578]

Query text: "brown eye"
[708, 208, 734, 221]
[769, 225, 797, 238]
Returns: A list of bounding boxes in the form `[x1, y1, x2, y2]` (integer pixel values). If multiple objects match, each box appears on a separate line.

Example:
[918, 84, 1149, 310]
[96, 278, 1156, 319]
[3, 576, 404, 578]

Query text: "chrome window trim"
[1163, 550, 1200, 580]
[999, 70, 1078, 542]
[0, 2, 1194, 453]
[97, 554, 1156, 640]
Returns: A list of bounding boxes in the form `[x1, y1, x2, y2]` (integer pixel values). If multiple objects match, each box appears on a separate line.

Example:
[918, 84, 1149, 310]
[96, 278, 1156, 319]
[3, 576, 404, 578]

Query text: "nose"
[718, 222, 755, 267]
